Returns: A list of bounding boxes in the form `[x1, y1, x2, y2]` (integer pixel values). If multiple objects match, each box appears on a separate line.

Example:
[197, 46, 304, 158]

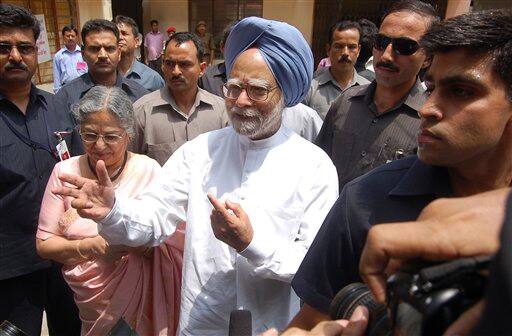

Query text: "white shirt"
[282, 103, 323, 142]
[100, 125, 338, 335]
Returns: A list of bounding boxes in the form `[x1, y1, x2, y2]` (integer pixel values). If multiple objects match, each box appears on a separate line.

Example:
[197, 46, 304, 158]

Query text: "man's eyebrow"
[227, 78, 242, 85]
[438, 74, 485, 88]
[247, 78, 271, 88]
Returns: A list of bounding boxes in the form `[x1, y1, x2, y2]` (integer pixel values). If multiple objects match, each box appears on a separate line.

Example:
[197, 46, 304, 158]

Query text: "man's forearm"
[286, 303, 330, 331]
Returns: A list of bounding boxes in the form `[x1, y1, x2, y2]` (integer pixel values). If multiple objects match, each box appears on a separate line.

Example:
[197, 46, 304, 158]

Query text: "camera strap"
[0, 109, 58, 159]
[419, 256, 492, 285]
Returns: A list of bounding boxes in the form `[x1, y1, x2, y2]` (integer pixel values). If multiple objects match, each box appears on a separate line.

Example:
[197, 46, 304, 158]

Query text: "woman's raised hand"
[53, 160, 115, 221]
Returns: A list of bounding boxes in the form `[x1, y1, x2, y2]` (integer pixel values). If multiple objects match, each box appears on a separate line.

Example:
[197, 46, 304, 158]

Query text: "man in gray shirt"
[315, 0, 439, 191]
[303, 21, 369, 119]
[115, 15, 164, 92]
[132, 32, 228, 165]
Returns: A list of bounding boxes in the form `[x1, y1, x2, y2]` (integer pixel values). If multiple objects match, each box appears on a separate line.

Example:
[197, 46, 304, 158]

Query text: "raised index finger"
[207, 194, 229, 217]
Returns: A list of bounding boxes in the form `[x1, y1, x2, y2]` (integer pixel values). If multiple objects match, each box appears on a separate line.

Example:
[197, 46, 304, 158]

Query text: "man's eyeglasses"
[222, 83, 277, 102]
[373, 34, 420, 56]
[0, 43, 36, 56]
[80, 132, 124, 144]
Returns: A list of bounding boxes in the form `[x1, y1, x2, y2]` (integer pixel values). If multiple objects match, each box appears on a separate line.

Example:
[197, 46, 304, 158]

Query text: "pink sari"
[37, 153, 184, 336]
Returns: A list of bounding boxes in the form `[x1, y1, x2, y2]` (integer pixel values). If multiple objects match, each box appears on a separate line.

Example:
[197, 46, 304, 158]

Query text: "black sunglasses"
[373, 34, 420, 56]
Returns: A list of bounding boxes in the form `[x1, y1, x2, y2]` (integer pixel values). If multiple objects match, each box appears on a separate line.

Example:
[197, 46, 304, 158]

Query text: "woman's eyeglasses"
[80, 132, 124, 144]
[373, 34, 420, 56]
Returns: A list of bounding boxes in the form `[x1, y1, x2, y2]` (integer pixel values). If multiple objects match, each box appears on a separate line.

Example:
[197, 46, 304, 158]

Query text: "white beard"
[229, 98, 284, 139]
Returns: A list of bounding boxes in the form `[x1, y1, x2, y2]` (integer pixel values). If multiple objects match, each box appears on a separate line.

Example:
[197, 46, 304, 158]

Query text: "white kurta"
[100, 125, 338, 335]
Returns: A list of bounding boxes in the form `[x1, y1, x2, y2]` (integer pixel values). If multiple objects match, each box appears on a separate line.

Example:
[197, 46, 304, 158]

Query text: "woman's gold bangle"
[76, 240, 88, 260]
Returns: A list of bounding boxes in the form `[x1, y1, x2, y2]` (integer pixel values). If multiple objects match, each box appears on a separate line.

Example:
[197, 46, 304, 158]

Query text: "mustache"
[5, 62, 28, 71]
[337, 54, 351, 63]
[230, 106, 259, 118]
[170, 76, 185, 81]
[376, 61, 399, 72]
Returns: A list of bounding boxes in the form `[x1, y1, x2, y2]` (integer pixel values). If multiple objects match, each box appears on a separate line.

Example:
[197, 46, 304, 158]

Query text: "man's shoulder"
[343, 156, 420, 201]
[55, 74, 87, 99]
[133, 89, 165, 111]
[54, 48, 66, 58]
[135, 60, 161, 78]
[198, 88, 226, 107]
[122, 77, 150, 98]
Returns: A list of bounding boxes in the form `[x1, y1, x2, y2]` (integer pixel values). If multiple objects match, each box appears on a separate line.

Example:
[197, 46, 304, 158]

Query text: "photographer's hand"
[359, 188, 508, 302]
[259, 306, 368, 336]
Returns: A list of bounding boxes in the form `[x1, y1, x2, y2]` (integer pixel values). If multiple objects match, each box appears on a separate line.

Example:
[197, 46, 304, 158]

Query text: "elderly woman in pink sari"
[36, 86, 184, 336]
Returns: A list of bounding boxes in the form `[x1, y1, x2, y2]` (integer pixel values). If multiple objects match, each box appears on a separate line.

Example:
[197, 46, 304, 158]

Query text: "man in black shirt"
[0, 4, 80, 335]
[316, 0, 439, 191]
[288, 8, 512, 331]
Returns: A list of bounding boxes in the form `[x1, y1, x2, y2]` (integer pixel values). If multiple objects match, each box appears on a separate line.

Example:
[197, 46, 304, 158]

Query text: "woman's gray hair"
[73, 86, 135, 139]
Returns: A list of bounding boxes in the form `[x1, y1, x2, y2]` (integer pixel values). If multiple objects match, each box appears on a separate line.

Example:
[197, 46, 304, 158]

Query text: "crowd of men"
[1, 1, 512, 335]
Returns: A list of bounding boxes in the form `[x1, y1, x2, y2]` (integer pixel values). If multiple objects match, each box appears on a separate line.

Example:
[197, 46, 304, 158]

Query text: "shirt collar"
[317, 67, 361, 90]
[63, 45, 81, 53]
[81, 72, 135, 96]
[0, 84, 47, 109]
[213, 62, 226, 78]
[238, 123, 291, 150]
[356, 78, 425, 113]
[126, 60, 145, 79]
[155, 86, 218, 117]
[388, 157, 452, 197]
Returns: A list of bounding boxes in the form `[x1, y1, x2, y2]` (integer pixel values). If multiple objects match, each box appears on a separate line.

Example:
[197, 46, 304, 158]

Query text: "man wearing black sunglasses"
[0, 4, 81, 335]
[289, 0, 439, 330]
[315, 0, 439, 193]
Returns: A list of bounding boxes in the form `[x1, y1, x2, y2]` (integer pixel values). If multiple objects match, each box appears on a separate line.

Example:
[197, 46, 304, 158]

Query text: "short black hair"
[357, 19, 378, 65]
[382, 0, 440, 28]
[421, 9, 512, 99]
[150, 19, 158, 26]
[62, 24, 78, 36]
[221, 20, 239, 46]
[165, 32, 204, 63]
[0, 4, 40, 40]
[81, 19, 119, 46]
[328, 21, 361, 46]
[114, 15, 139, 37]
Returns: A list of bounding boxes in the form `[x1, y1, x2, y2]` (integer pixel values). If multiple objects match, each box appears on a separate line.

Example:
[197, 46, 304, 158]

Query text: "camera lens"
[0, 321, 28, 336]
[330, 283, 391, 336]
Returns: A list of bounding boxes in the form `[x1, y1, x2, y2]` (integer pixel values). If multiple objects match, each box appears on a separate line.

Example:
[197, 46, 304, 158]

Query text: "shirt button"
[372, 118, 378, 124]
[361, 151, 367, 157]
[39, 174, 43, 179]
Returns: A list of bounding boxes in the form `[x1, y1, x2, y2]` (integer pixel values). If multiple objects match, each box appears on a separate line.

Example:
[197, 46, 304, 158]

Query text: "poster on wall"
[35, 14, 51, 64]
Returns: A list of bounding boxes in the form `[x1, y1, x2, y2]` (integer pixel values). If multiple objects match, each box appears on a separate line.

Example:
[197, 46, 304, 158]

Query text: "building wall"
[77, 0, 112, 26]
[142, 0, 188, 35]
[262, 0, 314, 45]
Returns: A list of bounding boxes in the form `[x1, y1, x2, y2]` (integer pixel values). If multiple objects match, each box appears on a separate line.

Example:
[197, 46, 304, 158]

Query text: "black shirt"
[315, 80, 425, 191]
[0, 86, 77, 280]
[198, 62, 226, 98]
[291, 156, 452, 313]
[55, 72, 149, 154]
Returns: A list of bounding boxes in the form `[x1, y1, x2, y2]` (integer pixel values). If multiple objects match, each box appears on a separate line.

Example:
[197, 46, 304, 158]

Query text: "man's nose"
[9, 46, 22, 63]
[235, 89, 252, 108]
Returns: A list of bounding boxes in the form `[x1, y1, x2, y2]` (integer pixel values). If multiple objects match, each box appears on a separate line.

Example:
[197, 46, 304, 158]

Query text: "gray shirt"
[303, 67, 370, 120]
[316, 80, 426, 190]
[126, 60, 165, 92]
[132, 87, 229, 165]
[282, 103, 323, 142]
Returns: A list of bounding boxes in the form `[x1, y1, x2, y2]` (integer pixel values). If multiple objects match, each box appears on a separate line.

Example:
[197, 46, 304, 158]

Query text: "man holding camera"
[288, 7, 512, 333]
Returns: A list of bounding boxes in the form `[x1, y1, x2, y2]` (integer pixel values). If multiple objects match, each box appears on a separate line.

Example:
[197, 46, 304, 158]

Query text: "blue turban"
[224, 17, 313, 107]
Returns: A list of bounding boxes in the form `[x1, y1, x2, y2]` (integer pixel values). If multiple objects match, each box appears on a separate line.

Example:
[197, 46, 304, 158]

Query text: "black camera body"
[330, 257, 490, 336]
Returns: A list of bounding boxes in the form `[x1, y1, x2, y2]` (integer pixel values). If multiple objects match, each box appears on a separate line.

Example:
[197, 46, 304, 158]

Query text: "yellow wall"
[77, 0, 112, 27]
[142, 0, 188, 36]
[263, 0, 314, 45]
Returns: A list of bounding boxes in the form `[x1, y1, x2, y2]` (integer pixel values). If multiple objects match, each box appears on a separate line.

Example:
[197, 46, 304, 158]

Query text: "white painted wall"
[142, 0, 188, 36]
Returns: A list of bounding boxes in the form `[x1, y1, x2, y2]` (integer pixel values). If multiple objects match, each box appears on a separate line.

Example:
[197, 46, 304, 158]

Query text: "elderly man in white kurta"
[55, 17, 338, 335]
